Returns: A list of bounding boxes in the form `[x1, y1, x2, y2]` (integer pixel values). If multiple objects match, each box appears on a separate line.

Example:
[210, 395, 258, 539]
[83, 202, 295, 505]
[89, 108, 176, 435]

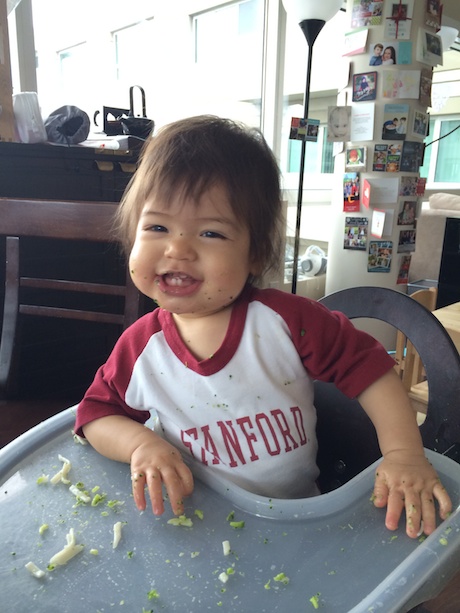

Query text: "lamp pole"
[291, 19, 326, 294]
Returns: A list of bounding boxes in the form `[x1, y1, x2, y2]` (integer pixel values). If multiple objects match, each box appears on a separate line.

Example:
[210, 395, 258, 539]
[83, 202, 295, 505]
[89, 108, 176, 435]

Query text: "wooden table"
[433, 301, 460, 353]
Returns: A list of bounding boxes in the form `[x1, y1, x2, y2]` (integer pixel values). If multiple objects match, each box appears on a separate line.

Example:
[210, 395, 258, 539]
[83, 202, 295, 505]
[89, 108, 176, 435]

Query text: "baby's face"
[330, 110, 348, 138]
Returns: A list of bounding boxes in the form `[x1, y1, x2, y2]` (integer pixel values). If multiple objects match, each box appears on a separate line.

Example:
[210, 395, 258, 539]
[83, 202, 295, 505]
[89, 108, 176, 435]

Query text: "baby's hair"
[374, 43, 383, 50]
[116, 115, 283, 282]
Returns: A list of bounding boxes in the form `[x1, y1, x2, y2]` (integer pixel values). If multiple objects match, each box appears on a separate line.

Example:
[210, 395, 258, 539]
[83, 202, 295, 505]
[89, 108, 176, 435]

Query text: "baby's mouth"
[157, 272, 201, 296]
[163, 272, 195, 287]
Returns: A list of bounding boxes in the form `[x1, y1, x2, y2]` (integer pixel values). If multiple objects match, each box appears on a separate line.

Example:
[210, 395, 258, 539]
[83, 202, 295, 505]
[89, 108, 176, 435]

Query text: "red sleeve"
[74, 312, 159, 437]
[256, 289, 396, 398]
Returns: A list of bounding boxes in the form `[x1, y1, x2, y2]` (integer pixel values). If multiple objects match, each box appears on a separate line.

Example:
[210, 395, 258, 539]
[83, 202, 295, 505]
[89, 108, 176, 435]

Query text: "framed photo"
[345, 146, 367, 170]
[352, 71, 377, 102]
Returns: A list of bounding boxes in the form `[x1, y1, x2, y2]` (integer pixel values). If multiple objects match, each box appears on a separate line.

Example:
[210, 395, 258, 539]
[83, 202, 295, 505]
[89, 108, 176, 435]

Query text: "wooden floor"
[0, 396, 459, 611]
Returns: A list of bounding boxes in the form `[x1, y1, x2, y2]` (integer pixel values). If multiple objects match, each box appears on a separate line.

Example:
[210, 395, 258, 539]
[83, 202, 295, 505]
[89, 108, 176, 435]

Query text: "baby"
[328, 106, 350, 141]
[75, 115, 451, 538]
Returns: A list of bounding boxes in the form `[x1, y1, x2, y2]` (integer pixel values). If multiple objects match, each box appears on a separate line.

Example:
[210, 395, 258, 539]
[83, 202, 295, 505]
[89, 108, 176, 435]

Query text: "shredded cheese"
[49, 528, 84, 566]
[113, 521, 123, 549]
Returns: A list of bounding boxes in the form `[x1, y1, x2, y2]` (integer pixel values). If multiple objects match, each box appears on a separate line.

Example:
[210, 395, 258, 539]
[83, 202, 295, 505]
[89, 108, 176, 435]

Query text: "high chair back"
[315, 286, 460, 492]
[0, 197, 141, 397]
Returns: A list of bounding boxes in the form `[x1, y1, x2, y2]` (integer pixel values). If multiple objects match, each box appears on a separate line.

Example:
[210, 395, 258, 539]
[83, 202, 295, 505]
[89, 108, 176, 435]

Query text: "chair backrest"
[394, 287, 438, 389]
[0, 197, 142, 396]
[315, 286, 460, 492]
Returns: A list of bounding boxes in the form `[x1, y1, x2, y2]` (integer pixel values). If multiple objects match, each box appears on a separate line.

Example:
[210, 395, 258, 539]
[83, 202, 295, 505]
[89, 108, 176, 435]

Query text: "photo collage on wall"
[341, 0, 442, 280]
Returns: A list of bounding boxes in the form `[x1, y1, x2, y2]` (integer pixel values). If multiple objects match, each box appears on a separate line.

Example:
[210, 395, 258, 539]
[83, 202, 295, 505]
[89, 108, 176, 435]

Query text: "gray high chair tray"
[1, 407, 459, 613]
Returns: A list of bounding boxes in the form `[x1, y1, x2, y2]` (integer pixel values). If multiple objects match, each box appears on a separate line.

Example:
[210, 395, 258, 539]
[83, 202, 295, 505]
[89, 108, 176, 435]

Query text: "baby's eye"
[201, 230, 226, 239]
[146, 224, 168, 233]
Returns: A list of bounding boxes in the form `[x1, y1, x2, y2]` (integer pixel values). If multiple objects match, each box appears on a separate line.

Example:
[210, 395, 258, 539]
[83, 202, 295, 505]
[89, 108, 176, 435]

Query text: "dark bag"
[45, 105, 90, 145]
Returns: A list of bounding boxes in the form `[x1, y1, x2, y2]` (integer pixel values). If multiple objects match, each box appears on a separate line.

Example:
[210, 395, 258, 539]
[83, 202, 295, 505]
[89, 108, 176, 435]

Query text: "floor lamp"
[281, 0, 343, 294]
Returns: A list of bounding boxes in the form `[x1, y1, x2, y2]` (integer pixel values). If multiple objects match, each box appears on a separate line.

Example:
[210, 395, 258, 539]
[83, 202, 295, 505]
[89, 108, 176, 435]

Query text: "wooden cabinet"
[0, 143, 143, 399]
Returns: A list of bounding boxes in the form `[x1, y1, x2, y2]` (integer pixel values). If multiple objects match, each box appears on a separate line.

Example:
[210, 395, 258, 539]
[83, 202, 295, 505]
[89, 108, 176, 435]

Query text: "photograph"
[373, 144, 388, 172]
[369, 41, 412, 66]
[368, 240, 393, 273]
[327, 106, 351, 142]
[400, 175, 419, 196]
[397, 199, 417, 226]
[351, 0, 384, 27]
[397, 255, 412, 284]
[352, 72, 377, 102]
[425, 0, 442, 29]
[343, 172, 360, 212]
[382, 103, 409, 140]
[397, 229, 416, 253]
[411, 110, 429, 139]
[344, 216, 368, 250]
[289, 117, 320, 142]
[386, 142, 403, 172]
[345, 146, 367, 170]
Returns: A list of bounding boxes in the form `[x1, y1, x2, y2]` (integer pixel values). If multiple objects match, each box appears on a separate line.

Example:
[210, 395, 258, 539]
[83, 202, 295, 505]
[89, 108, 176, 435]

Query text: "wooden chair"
[393, 287, 438, 416]
[0, 197, 142, 398]
[315, 286, 460, 494]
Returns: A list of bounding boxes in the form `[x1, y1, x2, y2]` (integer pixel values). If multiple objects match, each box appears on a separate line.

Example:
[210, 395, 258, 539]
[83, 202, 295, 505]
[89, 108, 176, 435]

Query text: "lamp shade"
[281, 0, 343, 23]
[439, 26, 459, 52]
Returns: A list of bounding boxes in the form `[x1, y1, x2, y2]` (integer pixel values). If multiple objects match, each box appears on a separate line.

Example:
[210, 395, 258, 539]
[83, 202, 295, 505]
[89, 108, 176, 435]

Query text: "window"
[287, 126, 334, 174]
[58, 43, 88, 100]
[113, 19, 155, 84]
[420, 116, 460, 187]
[192, 0, 265, 126]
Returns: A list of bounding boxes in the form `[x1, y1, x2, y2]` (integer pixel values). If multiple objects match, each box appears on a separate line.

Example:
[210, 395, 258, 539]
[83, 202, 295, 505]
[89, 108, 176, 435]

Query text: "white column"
[326, 1, 436, 312]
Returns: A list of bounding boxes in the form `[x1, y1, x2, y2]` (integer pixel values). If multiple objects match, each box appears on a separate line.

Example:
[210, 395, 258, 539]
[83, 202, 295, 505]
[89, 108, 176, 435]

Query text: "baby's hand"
[372, 450, 452, 538]
[130, 437, 194, 516]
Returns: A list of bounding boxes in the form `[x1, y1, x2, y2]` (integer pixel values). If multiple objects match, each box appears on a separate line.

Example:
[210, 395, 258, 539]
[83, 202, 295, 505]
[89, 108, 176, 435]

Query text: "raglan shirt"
[75, 286, 395, 499]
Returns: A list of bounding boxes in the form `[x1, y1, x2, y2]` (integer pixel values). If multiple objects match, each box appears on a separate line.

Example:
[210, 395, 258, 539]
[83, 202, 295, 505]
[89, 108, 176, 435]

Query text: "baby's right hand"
[130, 436, 194, 516]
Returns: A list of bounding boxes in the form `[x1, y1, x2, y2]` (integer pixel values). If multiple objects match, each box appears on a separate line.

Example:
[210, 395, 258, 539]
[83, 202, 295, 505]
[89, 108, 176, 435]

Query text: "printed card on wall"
[350, 103, 375, 141]
[382, 69, 420, 99]
[397, 255, 412, 284]
[416, 29, 443, 66]
[352, 72, 377, 102]
[368, 240, 393, 273]
[425, 0, 442, 29]
[400, 176, 419, 196]
[385, 142, 403, 172]
[345, 146, 367, 170]
[351, 0, 384, 27]
[289, 117, 320, 142]
[384, 1, 414, 40]
[400, 141, 425, 172]
[373, 144, 388, 171]
[411, 110, 429, 139]
[397, 229, 416, 253]
[343, 27, 369, 56]
[419, 67, 433, 106]
[344, 217, 368, 250]
[397, 199, 417, 226]
[343, 172, 360, 212]
[368, 40, 412, 66]
[371, 210, 386, 237]
[327, 106, 351, 142]
[382, 104, 409, 140]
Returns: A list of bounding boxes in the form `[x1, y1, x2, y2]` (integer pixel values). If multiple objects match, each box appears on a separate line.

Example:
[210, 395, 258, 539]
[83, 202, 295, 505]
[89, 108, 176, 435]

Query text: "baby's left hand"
[372, 450, 452, 538]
